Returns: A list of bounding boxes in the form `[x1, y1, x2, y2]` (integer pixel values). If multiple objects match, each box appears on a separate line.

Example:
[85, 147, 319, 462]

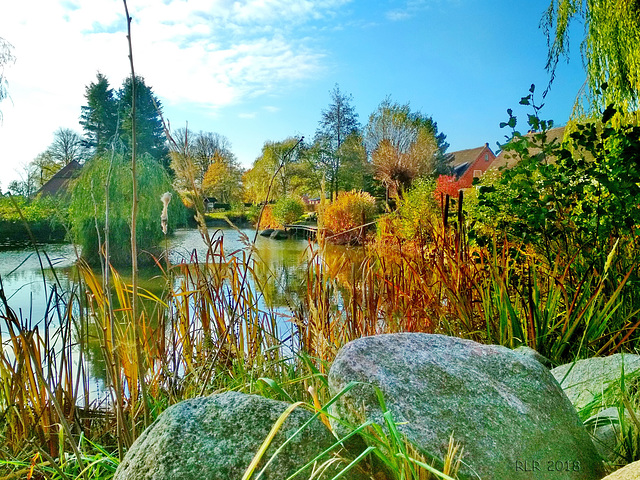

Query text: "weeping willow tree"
[70, 153, 184, 266]
[543, 0, 640, 119]
[0, 37, 15, 121]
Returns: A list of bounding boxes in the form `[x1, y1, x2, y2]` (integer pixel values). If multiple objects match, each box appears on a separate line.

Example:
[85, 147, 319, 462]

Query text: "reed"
[4, 180, 640, 478]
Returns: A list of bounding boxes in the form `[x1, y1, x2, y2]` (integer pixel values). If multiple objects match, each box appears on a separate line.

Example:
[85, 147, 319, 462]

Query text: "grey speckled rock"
[551, 354, 640, 413]
[513, 345, 554, 368]
[328, 333, 604, 480]
[584, 407, 632, 463]
[114, 391, 358, 480]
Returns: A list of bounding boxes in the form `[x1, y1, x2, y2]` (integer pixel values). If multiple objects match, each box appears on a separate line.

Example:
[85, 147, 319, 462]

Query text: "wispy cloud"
[385, 0, 433, 22]
[2, 0, 352, 112]
[0, 0, 353, 182]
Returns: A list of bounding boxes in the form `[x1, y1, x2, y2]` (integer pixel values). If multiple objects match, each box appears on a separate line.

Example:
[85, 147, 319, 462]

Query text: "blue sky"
[0, 0, 585, 189]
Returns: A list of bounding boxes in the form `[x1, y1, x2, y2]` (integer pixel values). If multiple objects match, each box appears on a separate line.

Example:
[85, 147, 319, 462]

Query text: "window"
[473, 169, 483, 178]
[485, 153, 489, 161]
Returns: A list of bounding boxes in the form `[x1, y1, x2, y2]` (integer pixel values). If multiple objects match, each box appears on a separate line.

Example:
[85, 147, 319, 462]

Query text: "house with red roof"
[446, 143, 496, 188]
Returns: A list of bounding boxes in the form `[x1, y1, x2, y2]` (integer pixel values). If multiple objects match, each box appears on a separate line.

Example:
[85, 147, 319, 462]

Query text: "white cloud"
[2, 0, 349, 109]
[386, 10, 412, 21]
[385, 0, 434, 21]
[0, 0, 353, 185]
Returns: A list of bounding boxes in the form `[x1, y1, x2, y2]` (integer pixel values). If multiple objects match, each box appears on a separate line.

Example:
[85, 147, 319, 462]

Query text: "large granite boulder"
[328, 333, 604, 480]
[584, 407, 631, 464]
[114, 391, 359, 480]
[513, 345, 554, 368]
[551, 354, 640, 414]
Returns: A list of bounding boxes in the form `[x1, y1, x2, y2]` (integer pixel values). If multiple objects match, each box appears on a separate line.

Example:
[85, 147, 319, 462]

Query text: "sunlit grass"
[2, 186, 640, 478]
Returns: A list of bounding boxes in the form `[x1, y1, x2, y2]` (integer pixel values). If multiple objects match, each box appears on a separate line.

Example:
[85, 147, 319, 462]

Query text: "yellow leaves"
[202, 160, 230, 193]
[324, 190, 376, 244]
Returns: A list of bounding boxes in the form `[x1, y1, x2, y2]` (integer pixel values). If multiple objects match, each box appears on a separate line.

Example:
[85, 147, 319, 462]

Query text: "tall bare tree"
[49, 128, 88, 165]
[364, 99, 448, 199]
[314, 84, 360, 200]
[169, 128, 236, 191]
[193, 131, 234, 185]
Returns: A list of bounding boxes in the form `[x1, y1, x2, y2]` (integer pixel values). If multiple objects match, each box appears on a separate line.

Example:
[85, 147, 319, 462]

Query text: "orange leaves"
[434, 174, 463, 206]
[324, 190, 377, 244]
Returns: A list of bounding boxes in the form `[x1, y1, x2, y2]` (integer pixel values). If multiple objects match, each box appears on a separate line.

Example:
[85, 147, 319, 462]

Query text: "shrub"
[324, 190, 377, 244]
[395, 178, 438, 240]
[256, 204, 282, 230]
[0, 195, 68, 242]
[433, 174, 463, 207]
[272, 196, 305, 226]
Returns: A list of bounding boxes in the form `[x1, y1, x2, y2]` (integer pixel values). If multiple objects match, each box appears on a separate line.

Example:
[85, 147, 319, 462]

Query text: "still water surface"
[0, 227, 310, 326]
[0, 227, 312, 396]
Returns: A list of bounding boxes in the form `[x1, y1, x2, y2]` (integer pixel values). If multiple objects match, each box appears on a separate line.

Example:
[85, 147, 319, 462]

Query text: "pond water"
[0, 228, 313, 394]
[0, 242, 79, 327]
[0, 227, 311, 327]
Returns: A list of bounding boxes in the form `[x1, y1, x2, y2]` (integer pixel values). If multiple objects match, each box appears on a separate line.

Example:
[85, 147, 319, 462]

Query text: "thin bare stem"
[123, 0, 150, 430]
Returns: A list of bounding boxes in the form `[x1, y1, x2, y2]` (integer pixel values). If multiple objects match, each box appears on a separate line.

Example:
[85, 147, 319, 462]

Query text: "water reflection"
[168, 227, 311, 309]
[0, 228, 311, 395]
[0, 243, 78, 329]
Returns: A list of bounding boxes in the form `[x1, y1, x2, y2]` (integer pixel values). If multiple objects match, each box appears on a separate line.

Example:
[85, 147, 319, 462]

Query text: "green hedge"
[0, 196, 68, 243]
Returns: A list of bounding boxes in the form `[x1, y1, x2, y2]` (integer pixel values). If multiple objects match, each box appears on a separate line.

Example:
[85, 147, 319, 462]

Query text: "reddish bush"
[434, 175, 463, 207]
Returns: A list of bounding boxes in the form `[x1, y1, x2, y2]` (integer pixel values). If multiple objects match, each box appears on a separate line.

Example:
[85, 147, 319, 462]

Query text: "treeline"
[1, 74, 458, 263]
[242, 88, 451, 206]
[5, 73, 170, 196]
[4, 79, 453, 210]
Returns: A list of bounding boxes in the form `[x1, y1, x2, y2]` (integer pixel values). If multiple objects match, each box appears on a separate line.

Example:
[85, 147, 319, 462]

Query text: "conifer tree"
[80, 73, 118, 154]
[119, 76, 169, 168]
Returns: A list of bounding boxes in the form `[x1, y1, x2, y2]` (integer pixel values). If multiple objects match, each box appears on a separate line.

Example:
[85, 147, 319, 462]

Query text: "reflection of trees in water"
[251, 238, 311, 310]
[0, 232, 322, 396]
[1, 266, 76, 333]
[251, 242, 368, 312]
[252, 257, 308, 310]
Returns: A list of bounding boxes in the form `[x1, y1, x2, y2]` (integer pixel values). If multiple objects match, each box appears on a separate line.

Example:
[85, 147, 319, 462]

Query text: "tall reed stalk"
[122, 0, 150, 431]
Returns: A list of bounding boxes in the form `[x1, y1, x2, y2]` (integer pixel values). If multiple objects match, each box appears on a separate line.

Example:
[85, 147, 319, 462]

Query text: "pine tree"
[80, 73, 118, 155]
[118, 76, 169, 169]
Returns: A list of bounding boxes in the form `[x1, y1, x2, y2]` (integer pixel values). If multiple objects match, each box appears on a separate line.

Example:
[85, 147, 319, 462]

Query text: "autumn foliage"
[434, 174, 463, 207]
[324, 190, 377, 244]
[256, 204, 282, 230]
